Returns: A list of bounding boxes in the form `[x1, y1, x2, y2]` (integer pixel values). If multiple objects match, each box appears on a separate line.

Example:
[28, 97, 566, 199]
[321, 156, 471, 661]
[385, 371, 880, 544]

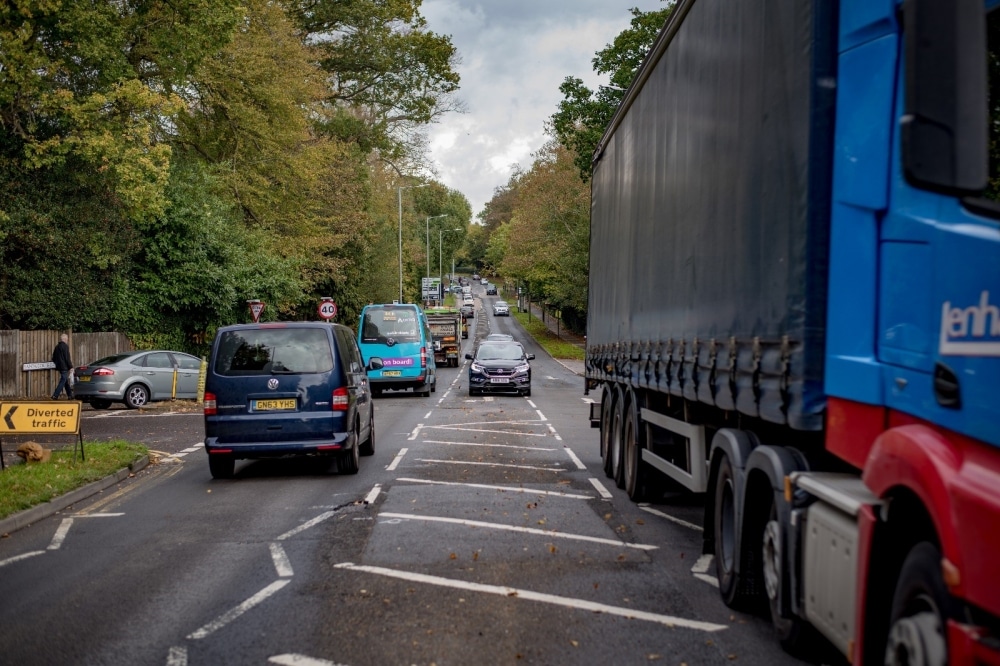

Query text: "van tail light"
[93, 367, 115, 376]
[420, 347, 427, 368]
[204, 392, 217, 415]
[332, 387, 349, 411]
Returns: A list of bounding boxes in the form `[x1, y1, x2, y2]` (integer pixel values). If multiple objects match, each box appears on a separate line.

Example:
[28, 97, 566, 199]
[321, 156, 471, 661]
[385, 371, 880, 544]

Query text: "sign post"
[0, 401, 84, 470]
[247, 299, 265, 323]
[317, 298, 338, 320]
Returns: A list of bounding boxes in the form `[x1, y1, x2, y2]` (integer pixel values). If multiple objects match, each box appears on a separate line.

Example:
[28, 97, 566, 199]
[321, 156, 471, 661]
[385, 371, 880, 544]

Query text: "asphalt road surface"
[0, 287, 821, 665]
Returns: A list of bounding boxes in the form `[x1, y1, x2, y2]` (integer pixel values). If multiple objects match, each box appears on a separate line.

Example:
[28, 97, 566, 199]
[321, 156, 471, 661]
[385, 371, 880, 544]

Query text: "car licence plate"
[489, 377, 510, 384]
[252, 399, 296, 411]
[78, 376, 91, 382]
[383, 370, 402, 377]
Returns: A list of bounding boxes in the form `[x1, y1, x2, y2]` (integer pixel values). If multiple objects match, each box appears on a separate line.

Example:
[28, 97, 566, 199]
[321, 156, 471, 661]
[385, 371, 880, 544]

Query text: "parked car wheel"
[125, 384, 150, 409]
[90, 399, 112, 410]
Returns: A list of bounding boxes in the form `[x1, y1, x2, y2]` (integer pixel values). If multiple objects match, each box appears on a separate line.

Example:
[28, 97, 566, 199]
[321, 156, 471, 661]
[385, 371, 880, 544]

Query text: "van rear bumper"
[370, 374, 428, 391]
[205, 432, 351, 458]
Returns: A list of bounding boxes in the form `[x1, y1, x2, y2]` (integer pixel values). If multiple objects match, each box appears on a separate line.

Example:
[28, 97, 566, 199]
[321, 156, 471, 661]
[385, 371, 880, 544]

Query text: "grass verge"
[0, 440, 147, 520]
[513, 310, 585, 360]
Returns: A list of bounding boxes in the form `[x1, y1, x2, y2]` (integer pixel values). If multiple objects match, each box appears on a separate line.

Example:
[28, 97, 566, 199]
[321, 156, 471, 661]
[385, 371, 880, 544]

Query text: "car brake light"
[420, 347, 427, 368]
[332, 387, 349, 411]
[204, 392, 217, 415]
[93, 367, 115, 376]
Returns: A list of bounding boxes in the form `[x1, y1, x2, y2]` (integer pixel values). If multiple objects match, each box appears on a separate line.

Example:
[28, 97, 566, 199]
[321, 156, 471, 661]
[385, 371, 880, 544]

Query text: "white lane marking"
[421, 439, 556, 451]
[692, 554, 713, 574]
[426, 426, 548, 438]
[363, 484, 381, 504]
[527, 400, 538, 409]
[269, 654, 348, 666]
[86, 411, 202, 419]
[187, 579, 291, 639]
[639, 505, 704, 533]
[396, 478, 593, 499]
[588, 478, 614, 500]
[484, 396, 494, 402]
[417, 458, 565, 472]
[564, 447, 587, 470]
[408, 425, 423, 441]
[386, 449, 408, 472]
[334, 563, 726, 632]
[0, 551, 45, 568]
[582, 398, 595, 404]
[166, 645, 188, 666]
[380, 513, 657, 551]
[430, 417, 545, 427]
[695, 573, 720, 588]
[270, 542, 294, 577]
[277, 511, 336, 541]
[75, 513, 124, 517]
[423, 411, 433, 419]
[182, 446, 202, 453]
[536, 410, 547, 421]
[546, 376, 557, 380]
[48, 518, 73, 550]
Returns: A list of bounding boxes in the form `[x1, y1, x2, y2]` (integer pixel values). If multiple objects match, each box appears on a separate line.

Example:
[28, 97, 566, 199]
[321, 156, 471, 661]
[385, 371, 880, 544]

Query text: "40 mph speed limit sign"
[318, 299, 338, 320]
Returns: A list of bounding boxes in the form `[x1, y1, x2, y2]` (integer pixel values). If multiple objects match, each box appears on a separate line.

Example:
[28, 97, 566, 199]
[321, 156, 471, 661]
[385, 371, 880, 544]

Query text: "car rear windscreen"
[214, 328, 334, 375]
[361, 307, 421, 343]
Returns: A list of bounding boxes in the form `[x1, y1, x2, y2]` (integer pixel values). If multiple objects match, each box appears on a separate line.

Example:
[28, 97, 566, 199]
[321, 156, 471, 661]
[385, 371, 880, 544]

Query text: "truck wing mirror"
[901, 0, 987, 195]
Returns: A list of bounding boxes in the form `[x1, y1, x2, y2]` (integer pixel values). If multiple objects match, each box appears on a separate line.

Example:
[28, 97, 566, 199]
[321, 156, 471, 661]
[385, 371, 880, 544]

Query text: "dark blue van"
[203, 322, 382, 479]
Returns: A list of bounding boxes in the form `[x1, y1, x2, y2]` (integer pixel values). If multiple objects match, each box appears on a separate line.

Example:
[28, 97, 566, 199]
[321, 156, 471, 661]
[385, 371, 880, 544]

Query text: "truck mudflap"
[589, 401, 601, 428]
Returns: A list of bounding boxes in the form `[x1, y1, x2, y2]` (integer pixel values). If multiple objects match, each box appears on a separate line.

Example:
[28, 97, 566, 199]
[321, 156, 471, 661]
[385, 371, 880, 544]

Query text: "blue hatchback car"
[203, 322, 382, 479]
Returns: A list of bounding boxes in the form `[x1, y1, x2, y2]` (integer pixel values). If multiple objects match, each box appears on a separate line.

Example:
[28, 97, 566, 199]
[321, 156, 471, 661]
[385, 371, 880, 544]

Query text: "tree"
[550, 3, 674, 181]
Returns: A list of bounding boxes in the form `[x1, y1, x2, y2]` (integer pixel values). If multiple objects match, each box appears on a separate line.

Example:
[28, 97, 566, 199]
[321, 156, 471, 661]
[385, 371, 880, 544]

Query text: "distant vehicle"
[485, 284, 498, 295]
[425, 307, 463, 367]
[492, 301, 510, 316]
[357, 303, 436, 397]
[460, 303, 474, 321]
[203, 322, 381, 479]
[462, 285, 472, 295]
[486, 333, 513, 342]
[466, 342, 534, 397]
[481, 278, 489, 285]
[75, 350, 203, 409]
[472, 273, 480, 280]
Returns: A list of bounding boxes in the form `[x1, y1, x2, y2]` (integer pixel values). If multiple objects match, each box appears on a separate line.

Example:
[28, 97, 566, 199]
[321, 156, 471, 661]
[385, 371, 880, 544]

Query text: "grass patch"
[513, 310, 585, 360]
[0, 440, 147, 520]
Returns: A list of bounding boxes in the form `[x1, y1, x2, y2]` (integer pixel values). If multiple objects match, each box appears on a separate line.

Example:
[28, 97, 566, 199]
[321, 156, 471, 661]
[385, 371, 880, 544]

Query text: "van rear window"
[214, 328, 334, 375]
[361, 308, 421, 343]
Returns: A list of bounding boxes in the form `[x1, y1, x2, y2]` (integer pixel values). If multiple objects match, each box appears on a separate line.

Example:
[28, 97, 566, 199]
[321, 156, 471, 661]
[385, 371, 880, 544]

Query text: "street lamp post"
[398, 183, 430, 302]
[440, 228, 462, 286]
[425, 214, 448, 298]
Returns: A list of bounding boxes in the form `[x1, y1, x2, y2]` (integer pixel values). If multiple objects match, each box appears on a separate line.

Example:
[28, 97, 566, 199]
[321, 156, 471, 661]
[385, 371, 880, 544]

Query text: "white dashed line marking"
[334, 563, 726, 632]
[563, 446, 586, 470]
[187, 580, 290, 639]
[639, 505, 704, 532]
[48, 518, 73, 550]
[0, 551, 45, 568]
[277, 511, 336, 541]
[386, 448, 408, 472]
[396, 478, 593, 499]
[421, 439, 556, 451]
[416, 459, 565, 472]
[588, 478, 614, 500]
[270, 542, 294, 577]
[363, 484, 382, 504]
[408, 424, 423, 441]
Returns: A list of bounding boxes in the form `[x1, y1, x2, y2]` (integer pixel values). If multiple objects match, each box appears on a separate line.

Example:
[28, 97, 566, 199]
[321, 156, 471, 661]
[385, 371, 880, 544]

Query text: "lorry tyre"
[600, 387, 615, 476]
[884, 542, 948, 666]
[607, 397, 625, 482]
[763, 497, 811, 653]
[714, 455, 751, 608]
[623, 401, 648, 500]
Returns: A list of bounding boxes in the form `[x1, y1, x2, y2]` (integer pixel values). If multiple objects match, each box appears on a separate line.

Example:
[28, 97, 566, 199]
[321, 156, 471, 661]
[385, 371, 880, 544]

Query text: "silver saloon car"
[74, 350, 203, 409]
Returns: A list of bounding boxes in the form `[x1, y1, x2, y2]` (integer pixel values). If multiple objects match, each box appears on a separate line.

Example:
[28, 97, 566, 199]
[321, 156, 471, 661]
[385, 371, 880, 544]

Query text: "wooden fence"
[0, 331, 134, 399]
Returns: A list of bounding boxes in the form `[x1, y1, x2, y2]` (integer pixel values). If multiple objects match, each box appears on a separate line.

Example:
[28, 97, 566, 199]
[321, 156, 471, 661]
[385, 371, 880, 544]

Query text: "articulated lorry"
[586, 0, 1000, 663]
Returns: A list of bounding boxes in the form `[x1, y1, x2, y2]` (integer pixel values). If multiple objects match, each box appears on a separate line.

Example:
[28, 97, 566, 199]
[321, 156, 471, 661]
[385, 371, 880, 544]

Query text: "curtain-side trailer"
[585, 0, 1000, 663]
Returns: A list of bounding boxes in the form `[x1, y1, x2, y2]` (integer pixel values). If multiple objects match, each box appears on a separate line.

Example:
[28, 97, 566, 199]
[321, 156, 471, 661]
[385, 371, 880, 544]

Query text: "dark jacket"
[52, 341, 72, 371]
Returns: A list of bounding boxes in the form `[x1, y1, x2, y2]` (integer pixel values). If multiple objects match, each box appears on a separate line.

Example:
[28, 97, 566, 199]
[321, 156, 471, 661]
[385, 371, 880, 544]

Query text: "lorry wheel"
[884, 542, 948, 666]
[623, 404, 648, 501]
[608, 398, 625, 483]
[599, 387, 613, 466]
[763, 497, 812, 653]
[714, 455, 751, 608]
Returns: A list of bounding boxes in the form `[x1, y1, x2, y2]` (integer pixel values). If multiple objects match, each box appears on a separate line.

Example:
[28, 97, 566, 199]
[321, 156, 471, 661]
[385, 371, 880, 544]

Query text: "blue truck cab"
[358, 303, 436, 397]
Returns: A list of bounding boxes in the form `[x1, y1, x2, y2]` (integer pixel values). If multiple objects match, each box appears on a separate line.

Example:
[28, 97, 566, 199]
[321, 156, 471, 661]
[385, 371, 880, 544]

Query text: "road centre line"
[75, 513, 124, 517]
[363, 484, 382, 504]
[48, 518, 73, 550]
[269, 542, 294, 577]
[638, 505, 704, 532]
[187, 579, 290, 640]
[536, 410, 547, 421]
[563, 446, 587, 470]
[386, 449, 408, 472]
[427, 417, 545, 428]
[0, 551, 45, 568]
[425, 426, 549, 438]
[395, 478, 593, 499]
[166, 645, 187, 666]
[589, 478, 614, 500]
[417, 459, 565, 472]
[527, 400, 538, 409]
[408, 424, 423, 441]
[334, 563, 726, 632]
[277, 511, 336, 541]
[269, 654, 347, 666]
[424, 411, 433, 419]
[379, 513, 658, 550]
[421, 439, 557, 451]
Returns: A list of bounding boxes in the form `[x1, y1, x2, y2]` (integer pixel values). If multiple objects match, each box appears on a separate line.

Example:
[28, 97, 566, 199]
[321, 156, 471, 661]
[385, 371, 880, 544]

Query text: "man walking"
[51, 333, 74, 400]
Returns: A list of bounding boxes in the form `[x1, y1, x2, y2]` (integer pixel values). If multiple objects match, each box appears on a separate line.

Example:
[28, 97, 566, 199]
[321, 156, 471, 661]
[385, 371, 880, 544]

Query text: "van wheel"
[209, 454, 235, 479]
[418, 384, 431, 397]
[339, 430, 360, 475]
[360, 414, 375, 456]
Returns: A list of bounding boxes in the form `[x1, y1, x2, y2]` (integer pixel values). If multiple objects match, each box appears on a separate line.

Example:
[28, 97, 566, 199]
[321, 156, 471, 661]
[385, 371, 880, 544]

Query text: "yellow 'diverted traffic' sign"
[0, 401, 82, 434]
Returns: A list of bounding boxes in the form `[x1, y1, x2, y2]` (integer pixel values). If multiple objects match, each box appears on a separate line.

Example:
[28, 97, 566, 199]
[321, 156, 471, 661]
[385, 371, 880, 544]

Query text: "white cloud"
[422, 0, 670, 217]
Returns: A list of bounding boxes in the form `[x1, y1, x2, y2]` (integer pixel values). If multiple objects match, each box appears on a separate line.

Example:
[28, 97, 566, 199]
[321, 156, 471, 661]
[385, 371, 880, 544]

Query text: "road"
[0, 286, 813, 665]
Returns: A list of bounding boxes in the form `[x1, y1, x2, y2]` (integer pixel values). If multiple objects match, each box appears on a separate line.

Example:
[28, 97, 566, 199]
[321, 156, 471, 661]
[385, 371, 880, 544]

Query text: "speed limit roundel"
[318, 300, 337, 320]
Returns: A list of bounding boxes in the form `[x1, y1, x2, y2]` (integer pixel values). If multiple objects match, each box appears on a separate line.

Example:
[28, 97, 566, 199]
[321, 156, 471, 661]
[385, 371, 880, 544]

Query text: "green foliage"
[550, 3, 674, 181]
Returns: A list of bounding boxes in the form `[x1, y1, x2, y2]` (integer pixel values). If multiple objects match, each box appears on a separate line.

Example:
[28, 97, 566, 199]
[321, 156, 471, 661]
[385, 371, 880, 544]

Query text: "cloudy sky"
[420, 0, 669, 217]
